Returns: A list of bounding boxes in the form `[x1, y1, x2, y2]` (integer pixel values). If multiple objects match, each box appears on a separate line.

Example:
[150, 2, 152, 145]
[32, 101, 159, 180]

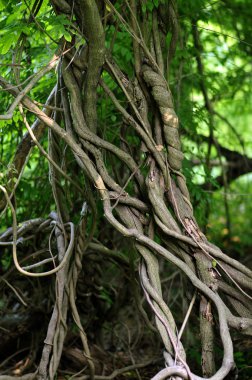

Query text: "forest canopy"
[0, 1, 252, 379]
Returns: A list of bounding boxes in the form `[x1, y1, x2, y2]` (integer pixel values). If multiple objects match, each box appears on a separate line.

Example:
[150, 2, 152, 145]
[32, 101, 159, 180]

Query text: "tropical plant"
[0, 1, 252, 379]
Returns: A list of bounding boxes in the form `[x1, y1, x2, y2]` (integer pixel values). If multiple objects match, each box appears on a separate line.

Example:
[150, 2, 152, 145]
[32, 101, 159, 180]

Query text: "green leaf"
[0, 34, 14, 54]
[147, 1, 154, 11]
[141, 4, 147, 13]
[0, 0, 5, 11]
[212, 260, 217, 268]
[64, 31, 72, 42]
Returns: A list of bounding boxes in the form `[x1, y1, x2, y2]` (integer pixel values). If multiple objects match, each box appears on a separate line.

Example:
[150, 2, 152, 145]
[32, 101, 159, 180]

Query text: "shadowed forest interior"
[0, 1, 252, 379]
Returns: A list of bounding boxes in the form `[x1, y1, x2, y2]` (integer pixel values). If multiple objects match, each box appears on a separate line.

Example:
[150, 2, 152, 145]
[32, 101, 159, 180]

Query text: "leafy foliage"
[0, 0, 252, 379]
